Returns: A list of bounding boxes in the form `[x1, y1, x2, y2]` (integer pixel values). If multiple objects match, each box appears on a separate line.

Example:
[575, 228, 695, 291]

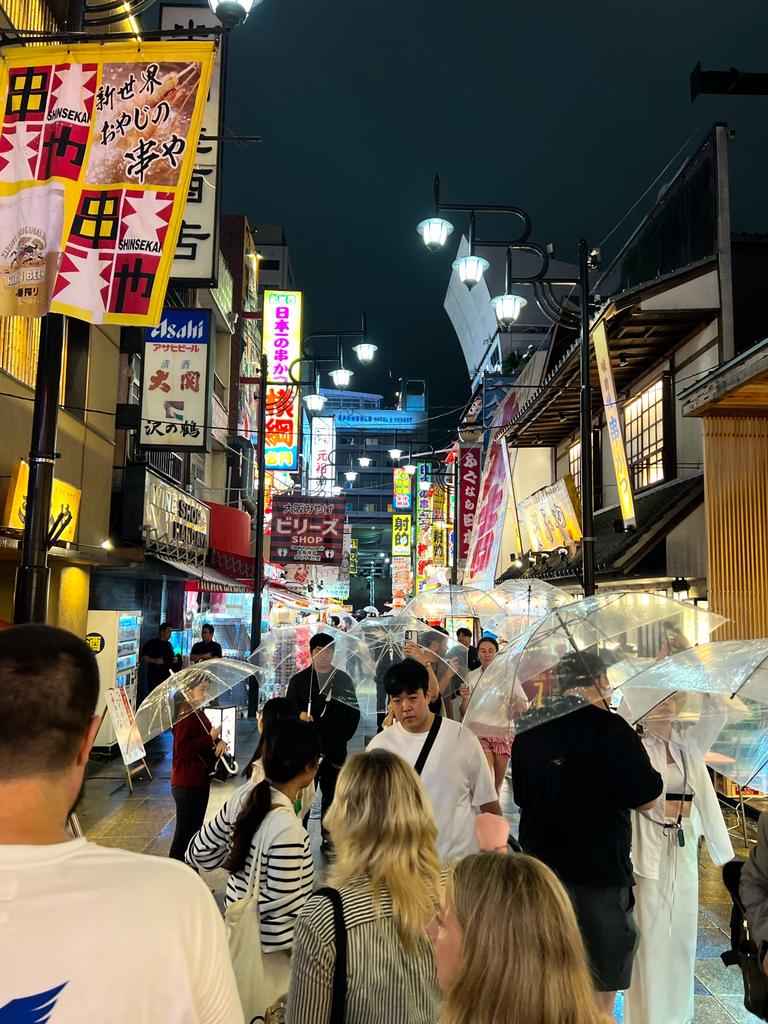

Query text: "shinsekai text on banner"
[0, 41, 214, 325]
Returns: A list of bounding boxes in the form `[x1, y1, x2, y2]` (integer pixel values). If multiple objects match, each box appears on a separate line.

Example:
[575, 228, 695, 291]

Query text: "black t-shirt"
[511, 700, 663, 888]
[285, 665, 360, 762]
[190, 639, 223, 660]
[141, 637, 177, 689]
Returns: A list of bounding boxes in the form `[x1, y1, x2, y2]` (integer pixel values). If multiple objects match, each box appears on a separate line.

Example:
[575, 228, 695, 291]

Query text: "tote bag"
[225, 808, 293, 1023]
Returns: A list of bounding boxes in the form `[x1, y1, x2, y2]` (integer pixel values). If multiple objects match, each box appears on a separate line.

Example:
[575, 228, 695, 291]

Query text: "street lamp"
[452, 253, 489, 290]
[490, 247, 528, 327]
[403, 461, 417, 475]
[345, 471, 358, 482]
[208, 0, 261, 29]
[358, 456, 372, 468]
[388, 447, 403, 461]
[417, 217, 454, 252]
[329, 366, 353, 388]
[303, 374, 326, 412]
[332, 485, 342, 496]
[353, 342, 377, 363]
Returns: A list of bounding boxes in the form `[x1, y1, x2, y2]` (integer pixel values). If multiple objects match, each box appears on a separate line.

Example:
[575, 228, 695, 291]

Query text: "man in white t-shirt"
[367, 658, 501, 860]
[0, 624, 244, 1024]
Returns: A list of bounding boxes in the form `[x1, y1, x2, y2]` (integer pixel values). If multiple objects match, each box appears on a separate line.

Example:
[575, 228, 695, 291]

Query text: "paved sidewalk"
[78, 720, 761, 1023]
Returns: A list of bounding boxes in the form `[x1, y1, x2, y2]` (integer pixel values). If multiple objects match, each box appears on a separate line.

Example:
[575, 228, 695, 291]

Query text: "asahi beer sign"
[143, 471, 209, 563]
[140, 307, 211, 450]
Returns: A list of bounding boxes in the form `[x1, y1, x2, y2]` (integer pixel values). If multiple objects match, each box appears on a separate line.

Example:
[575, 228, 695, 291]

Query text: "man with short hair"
[511, 649, 663, 1016]
[456, 626, 480, 670]
[0, 625, 243, 1023]
[140, 620, 181, 694]
[367, 657, 500, 860]
[190, 623, 223, 663]
[286, 632, 360, 850]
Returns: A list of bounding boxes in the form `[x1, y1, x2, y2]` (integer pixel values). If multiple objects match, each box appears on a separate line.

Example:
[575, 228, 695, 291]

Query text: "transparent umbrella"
[402, 583, 505, 623]
[463, 593, 726, 740]
[484, 580, 575, 641]
[132, 659, 256, 745]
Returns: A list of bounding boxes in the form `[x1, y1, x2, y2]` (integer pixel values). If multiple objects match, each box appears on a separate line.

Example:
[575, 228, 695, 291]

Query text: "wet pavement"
[77, 719, 761, 1023]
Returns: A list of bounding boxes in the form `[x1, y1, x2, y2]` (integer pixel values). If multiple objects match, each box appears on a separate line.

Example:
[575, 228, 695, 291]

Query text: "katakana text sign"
[141, 308, 211, 449]
[271, 495, 346, 565]
[263, 289, 302, 471]
[0, 42, 214, 324]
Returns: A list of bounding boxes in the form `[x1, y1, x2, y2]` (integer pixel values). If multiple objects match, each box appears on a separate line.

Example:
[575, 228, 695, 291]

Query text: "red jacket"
[171, 706, 214, 787]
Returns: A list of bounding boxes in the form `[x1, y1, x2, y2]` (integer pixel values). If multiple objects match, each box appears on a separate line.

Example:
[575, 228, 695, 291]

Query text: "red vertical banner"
[464, 440, 512, 589]
[458, 444, 481, 561]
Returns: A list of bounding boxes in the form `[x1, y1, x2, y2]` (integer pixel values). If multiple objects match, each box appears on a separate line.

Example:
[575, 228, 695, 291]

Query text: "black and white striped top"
[286, 877, 442, 1024]
[185, 783, 313, 952]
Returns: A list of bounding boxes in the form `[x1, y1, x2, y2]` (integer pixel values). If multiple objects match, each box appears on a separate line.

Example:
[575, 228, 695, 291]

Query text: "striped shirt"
[286, 877, 442, 1024]
[186, 783, 313, 952]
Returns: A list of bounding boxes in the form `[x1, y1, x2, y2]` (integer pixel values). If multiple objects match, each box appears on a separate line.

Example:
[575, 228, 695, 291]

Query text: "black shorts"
[565, 883, 639, 992]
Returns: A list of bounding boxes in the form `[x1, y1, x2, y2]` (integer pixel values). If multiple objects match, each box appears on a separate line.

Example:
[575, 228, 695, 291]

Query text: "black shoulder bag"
[315, 887, 348, 1024]
[414, 714, 442, 776]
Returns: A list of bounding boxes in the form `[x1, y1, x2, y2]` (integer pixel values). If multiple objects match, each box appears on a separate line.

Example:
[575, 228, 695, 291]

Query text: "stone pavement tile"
[691, 995, 743, 1023]
[713, 994, 764, 1023]
[695, 958, 749, 997]
[698, 918, 732, 960]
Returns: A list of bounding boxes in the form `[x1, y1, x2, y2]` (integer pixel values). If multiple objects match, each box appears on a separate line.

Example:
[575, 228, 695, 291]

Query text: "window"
[568, 442, 581, 493]
[0, 316, 68, 404]
[624, 380, 665, 490]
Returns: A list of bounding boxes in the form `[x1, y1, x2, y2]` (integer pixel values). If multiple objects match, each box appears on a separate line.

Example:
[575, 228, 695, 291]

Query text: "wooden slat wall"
[1, 0, 57, 32]
[704, 417, 768, 639]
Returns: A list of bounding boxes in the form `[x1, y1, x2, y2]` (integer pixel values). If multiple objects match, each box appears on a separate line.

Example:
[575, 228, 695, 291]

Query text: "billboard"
[393, 467, 412, 510]
[141, 308, 211, 449]
[309, 416, 336, 496]
[263, 289, 302, 471]
[271, 495, 346, 565]
[0, 42, 213, 324]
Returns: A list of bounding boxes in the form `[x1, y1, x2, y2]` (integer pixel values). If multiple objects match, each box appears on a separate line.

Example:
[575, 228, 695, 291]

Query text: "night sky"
[216, 0, 768, 445]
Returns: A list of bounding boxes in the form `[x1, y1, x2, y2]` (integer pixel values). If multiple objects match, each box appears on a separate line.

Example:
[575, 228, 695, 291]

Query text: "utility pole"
[13, 0, 84, 624]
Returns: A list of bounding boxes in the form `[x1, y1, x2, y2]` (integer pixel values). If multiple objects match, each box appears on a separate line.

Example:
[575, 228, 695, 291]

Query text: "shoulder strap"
[315, 887, 347, 1024]
[243, 804, 293, 900]
[414, 714, 442, 776]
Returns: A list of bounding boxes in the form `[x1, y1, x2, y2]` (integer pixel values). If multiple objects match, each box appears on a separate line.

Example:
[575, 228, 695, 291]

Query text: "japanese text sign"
[416, 463, 434, 591]
[392, 513, 412, 556]
[141, 308, 210, 449]
[458, 444, 481, 561]
[593, 320, 636, 528]
[3, 458, 81, 543]
[464, 440, 511, 589]
[350, 536, 359, 574]
[263, 289, 302, 471]
[517, 475, 583, 552]
[432, 525, 447, 567]
[310, 416, 336, 496]
[393, 467, 412, 510]
[0, 42, 214, 325]
[271, 495, 345, 565]
[107, 687, 146, 767]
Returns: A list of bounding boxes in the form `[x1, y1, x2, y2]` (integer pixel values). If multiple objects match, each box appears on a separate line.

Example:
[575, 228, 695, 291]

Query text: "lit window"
[624, 380, 665, 490]
[568, 442, 581, 493]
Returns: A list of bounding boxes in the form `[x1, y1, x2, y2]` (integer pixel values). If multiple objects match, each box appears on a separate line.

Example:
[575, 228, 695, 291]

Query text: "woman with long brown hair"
[428, 852, 611, 1024]
[287, 749, 443, 1024]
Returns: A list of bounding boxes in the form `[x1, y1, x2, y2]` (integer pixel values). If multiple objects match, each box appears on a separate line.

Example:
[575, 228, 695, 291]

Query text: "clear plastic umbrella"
[402, 583, 505, 623]
[463, 593, 726, 740]
[248, 622, 377, 721]
[484, 580, 575, 641]
[132, 658, 256, 745]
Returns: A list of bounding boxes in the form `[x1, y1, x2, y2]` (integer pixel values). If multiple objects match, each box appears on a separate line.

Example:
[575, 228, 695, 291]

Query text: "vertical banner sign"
[271, 494, 345, 565]
[263, 290, 302, 471]
[106, 688, 145, 766]
[458, 445, 481, 561]
[393, 467, 412, 510]
[140, 308, 211, 449]
[0, 42, 214, 324]
[392, 513, 412, 556]
[432, 481, 447, 524]
[349, 536, 359, 574]
[416, 463, 434, 592]
[432, 526, 447, 567]
[464, 440, 512, 589]
[161, 5, 223, 284]
[391, 555, 413, 604]
[593, 320, 636, 528]
[310, 416, 336, 496]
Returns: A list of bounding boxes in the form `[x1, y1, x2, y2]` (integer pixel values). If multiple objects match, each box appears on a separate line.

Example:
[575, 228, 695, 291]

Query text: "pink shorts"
[479, 735, 512, 758]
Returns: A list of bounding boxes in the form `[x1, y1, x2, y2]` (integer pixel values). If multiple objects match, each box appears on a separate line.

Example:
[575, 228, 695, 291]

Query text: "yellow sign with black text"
[392, 514, 412, 557]
[4, 459, 82, 543]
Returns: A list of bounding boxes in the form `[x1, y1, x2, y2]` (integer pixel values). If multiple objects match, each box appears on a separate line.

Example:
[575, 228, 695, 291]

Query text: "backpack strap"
[414, 714, 442, 776]
[315, 887, 347, 1024]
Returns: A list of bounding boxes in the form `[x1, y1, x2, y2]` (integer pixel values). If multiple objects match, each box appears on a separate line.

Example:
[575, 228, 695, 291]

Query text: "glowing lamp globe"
[329, 367, 353, 388]
[358, 456, 372, 468]
[388, 448, 403, 461]
[303, 391, 325, 412]
[345, 471, 358, 482]
[491, 293, 527, 327]
[208, 0, 259, 29]
[403, 463, 417, 476]
[452, 254, 490, 290]
[353, 343, 377, 364]
[417, 217, 454, 253]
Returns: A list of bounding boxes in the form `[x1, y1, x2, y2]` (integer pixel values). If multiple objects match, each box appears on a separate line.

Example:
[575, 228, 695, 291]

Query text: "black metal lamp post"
[418, 176, 597, 597]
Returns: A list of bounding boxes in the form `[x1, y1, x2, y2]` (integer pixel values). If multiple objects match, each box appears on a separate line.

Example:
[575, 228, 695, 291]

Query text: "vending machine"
[87, 610, 143, 750]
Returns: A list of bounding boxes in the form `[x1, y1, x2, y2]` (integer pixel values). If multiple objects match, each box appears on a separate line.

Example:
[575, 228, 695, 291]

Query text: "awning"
[498, 474, 704, 585]
[199, 566, 249, 593]
[147, 553, 203, 578]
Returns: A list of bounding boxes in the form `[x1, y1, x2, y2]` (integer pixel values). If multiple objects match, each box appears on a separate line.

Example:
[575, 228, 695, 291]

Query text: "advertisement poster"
[107, 687, 145, 767]
[393, 467, 412, 510]
[517, 475, 583, 552]
[0, 42, 214, 324]
[593, 320, 636, 528]
[392, 513, 412, 556]
[463, 440, 512, 589]
[391, 555, 413, 604]
[140, 307, 211, 448]
[271, 495, 346, 565]
[263, 289, 302, 471]
[458, 444, 481, 561]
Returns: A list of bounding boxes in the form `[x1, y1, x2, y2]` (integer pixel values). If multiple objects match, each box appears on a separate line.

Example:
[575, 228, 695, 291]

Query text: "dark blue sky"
[217, 0, 768, 443]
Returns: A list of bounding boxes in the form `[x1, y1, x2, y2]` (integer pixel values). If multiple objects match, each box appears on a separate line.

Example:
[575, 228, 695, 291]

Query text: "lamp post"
[417, 176, 597, 597]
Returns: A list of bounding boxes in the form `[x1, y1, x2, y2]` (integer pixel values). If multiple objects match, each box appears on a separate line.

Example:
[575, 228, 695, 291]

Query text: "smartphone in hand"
[404, 629, 419, 647]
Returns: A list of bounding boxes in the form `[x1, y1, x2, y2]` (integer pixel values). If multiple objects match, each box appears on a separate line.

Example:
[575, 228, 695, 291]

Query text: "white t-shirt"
[367, 718, 497, 861]
[0, 839, 244, 1024]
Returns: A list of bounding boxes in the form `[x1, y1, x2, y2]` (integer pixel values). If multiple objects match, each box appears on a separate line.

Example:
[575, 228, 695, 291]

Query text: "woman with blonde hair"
[428, 852, 610, 1024]
[286, 749, 442, 1024]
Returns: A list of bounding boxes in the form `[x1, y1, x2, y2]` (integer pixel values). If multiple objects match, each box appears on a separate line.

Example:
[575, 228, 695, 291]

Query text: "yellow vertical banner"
[0, 41, 215, 325]
[592, 320, 636, 528]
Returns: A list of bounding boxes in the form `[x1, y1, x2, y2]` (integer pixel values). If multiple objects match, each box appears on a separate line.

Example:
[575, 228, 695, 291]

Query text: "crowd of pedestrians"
[1, 621, 760, 1024]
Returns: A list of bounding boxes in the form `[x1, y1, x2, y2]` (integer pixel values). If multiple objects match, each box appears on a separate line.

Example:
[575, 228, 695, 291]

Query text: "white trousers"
[624, 819, 699, 1024]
